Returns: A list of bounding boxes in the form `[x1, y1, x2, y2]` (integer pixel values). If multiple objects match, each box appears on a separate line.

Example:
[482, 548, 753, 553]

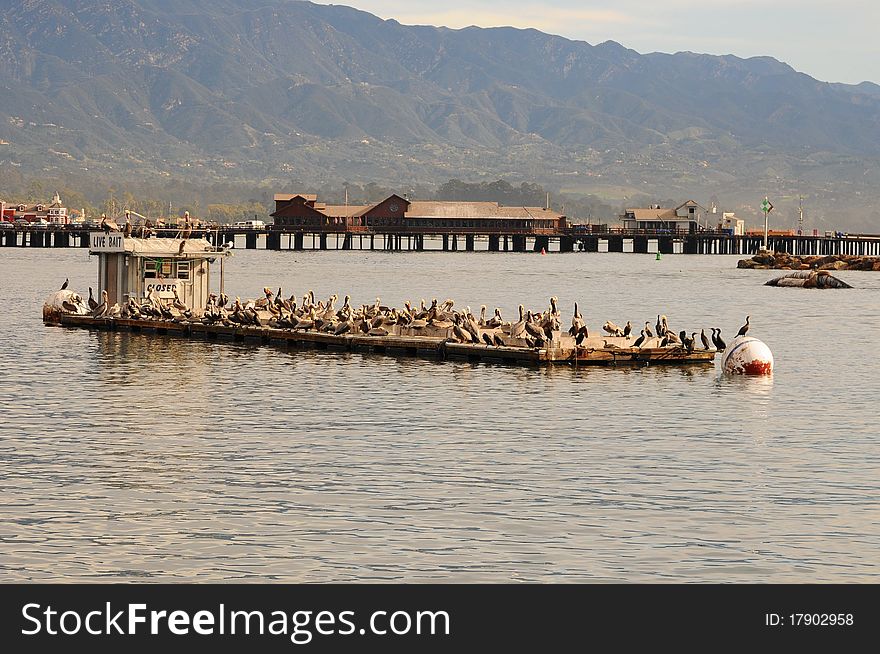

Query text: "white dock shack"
[88, 233, 231, 311]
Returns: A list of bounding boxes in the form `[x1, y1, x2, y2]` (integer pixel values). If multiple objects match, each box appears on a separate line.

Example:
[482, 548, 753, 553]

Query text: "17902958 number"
[790, 613, 853, 626]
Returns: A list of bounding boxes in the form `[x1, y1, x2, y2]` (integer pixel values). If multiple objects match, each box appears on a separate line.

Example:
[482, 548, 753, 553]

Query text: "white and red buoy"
[721, 335, 774, 375]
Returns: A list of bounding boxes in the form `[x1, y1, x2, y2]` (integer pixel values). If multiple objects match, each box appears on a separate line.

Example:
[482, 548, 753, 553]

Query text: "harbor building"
[620, 200, 707, 233]
[270, 194, 566, 233]
[89, 234, 231, 309]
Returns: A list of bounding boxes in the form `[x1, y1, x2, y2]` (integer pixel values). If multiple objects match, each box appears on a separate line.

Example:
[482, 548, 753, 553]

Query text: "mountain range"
[2, 0, 880, 229]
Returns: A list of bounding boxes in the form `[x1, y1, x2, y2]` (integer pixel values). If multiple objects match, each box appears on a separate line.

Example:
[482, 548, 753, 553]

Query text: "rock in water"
[765, 270, 851, 288]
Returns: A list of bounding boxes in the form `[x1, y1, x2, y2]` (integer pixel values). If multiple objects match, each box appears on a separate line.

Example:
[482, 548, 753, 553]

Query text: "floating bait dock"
[44, 233, 718, 368]
[53, 314, 717, 367]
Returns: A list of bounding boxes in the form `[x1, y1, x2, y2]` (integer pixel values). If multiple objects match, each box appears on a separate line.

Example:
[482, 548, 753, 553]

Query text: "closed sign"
[145, 279, 182, 299]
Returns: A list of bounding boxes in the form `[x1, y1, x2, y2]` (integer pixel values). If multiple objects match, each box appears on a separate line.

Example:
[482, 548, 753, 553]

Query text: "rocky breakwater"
[738, 252, 880, 271]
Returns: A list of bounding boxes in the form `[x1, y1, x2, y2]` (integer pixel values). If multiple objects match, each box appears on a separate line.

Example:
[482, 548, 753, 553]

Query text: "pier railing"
[3, 222, 880, 256]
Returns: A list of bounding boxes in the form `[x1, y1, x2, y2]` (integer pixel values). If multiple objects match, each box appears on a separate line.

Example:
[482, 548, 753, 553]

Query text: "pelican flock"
[53, 280, 747, 353]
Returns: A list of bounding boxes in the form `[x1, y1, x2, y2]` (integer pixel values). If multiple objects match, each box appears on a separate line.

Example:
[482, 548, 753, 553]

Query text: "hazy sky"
[329, 0, 879, 85]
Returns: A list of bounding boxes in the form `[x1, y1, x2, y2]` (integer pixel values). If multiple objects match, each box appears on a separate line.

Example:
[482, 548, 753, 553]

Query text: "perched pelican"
[602, 320, 622, 337]
[524, 312, 546, 341]
[92, 290, 109, 317]
[485, 308, 503, 329]
[452, 315, 471, 343]
[736, 315, 750, 337]
[569, 302, 584, 337]
[700, 328, 711, 350]
[100, 214, 119, 232]
[510, 305, 527, 338]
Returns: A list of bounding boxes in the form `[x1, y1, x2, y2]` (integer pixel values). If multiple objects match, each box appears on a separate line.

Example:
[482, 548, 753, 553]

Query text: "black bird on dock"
[712, 328, 727, 352]
[88, 287, 98, 311]
[736, 315, 750, 337]
[623, 321, 632, 338]
[633, 329, 646, 348]
[644, 322, 653, 338]
[700, 328, 711, 350]
[482, 332, 494, 346]
[60, 278, 69, 290]
[656, 315, 663, 336]
[493, 332, 505, 347]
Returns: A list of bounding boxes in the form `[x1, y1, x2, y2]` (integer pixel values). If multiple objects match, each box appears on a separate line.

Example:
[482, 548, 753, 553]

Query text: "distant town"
[0, 189, 837, 239]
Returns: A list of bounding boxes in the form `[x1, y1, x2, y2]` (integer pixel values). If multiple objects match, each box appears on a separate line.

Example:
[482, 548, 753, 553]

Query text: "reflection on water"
[1, 249, 878, 582]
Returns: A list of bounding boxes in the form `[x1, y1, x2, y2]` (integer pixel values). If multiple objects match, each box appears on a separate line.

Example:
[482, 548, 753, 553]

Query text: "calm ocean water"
[1, 247, 878, 582]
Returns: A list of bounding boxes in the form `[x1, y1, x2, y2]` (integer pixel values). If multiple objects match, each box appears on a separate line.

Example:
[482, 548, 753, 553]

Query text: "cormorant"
[633, 329, 646, 348]
[736, 315, 750, 337]
[700, 328, 710, 350]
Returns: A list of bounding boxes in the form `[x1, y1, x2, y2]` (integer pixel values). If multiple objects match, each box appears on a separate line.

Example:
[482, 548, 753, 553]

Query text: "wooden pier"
[5, 225, 880, 256]
[54, 314, 717, 368]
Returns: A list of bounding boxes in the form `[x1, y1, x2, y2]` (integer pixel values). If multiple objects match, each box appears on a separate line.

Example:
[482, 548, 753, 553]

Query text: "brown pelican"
[510, 305, 527, 338]
[485, 308, 503, 329]
[736, 315, 750, 337]
[334, 318, 354, 335]
[524, 312, 546, 341]
[92, 290, 109, 317]
[700, 328, 711, 350]
[602, 320, 622, 337]
[478, 305, 488, 327]
[569, 302, 584, 336]
[172, 289, 189, 313]
[452, 315, 471, 343]
[549, 296, 559, 318]
[100, 214, 119, 232]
